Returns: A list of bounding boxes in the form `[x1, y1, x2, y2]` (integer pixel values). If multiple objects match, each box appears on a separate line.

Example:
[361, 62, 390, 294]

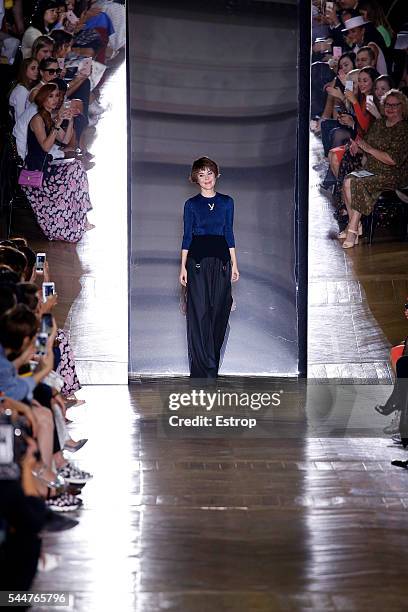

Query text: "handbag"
[18, 152, 48, 189]
[18, 168, 44, 188]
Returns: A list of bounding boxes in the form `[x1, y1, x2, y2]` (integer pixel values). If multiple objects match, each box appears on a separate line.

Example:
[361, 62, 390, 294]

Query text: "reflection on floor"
[33, 383, 408, 611]
[12, 59, 128, 385]
[308, 134, 408, 381]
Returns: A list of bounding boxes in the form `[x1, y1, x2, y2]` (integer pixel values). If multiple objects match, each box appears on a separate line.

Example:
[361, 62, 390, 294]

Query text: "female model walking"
[179, 157, 239, 378]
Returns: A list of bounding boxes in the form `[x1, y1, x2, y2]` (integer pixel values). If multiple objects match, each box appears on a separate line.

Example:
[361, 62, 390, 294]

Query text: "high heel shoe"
[32, 466, 66, 490]
[63, 438, 88, 453]
[342, 228, 359, 249]
[338, 222, 362, 240]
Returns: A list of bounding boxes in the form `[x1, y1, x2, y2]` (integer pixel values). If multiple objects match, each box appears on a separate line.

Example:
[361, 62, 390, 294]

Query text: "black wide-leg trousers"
[186, 257, 232, 378]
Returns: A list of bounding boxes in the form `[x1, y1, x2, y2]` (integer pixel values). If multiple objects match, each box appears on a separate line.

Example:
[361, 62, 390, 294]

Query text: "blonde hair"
[382, 89, 408, 120]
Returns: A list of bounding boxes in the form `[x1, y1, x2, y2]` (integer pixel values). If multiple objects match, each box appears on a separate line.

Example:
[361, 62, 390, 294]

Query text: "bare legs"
[342, 177, 361, 248]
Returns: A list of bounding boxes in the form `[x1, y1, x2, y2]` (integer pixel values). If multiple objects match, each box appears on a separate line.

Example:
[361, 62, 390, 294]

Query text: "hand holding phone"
[66, 9, 79, 24]
[42, 282, 55, 303]
[36, 253, 46, 274]
[79, 57, 92, 77]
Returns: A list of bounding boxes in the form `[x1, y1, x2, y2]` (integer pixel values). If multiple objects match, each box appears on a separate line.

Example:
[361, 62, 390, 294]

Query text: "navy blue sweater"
[181, 192, 235, 250]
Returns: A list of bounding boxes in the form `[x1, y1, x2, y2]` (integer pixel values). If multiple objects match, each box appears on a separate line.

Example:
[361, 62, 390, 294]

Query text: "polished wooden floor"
[308, 134, 408, 382]
[10, 58, 128, 385]
[33, 383, 408, 611]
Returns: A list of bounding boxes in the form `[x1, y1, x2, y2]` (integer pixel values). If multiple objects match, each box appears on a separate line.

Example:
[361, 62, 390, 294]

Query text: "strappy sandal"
[342, 228, 359, 249]
[338, 222, 362, 240]
[32, 466, 66, 490]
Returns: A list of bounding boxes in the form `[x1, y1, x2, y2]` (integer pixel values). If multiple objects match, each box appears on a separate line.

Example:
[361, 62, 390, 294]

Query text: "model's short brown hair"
[190, 157, 220, 184]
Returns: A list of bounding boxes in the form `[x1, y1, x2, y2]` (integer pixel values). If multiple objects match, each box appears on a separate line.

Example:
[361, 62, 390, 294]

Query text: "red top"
[353, 97, 373, 135]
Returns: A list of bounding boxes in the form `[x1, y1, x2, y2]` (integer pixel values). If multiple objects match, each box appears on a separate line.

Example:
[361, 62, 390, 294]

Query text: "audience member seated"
[358, 0, 395, 49]
[21, 83, 92, 242]
[341, 15, 388, 75]
[8, 58, 39, 122]
[50, 30, 92, 121]
[329, 66, 378, 180]
[22, 0, 59, 59]
[340, 89, 408, 248]
[70, 0, 114, 64]
[355, 45, 376, 69]
[31, 35, 54, 63]
[0, 0, 20, 65]
[28, 56, 63, 103]
[319, 52, 356, 156]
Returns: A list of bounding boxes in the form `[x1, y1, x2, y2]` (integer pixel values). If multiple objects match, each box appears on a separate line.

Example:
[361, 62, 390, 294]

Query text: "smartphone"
[325, 1, 334, 13]
[333, 46, 342, 59]
[345, 80, 354, 91]
[66, 9, 79, 24]
[40, 313, 53, 336]
[63, 100, 72, 110]
[35, 332, 48, 356]
[36, 252, 46, 273]
[42, 282, 55, 302]
[0, 423, 14, 464]
[366, 94, 374, 104]
[79, 57, 92, 75]
[57, 57, 65, 69]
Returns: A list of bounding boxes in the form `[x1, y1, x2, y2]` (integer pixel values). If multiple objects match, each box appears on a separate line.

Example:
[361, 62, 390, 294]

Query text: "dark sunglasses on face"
[44, 68, 61, 75]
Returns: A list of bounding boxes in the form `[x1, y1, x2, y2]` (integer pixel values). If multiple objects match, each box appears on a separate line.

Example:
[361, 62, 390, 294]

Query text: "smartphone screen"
[42, 282, 55, 302]
[333, 46, 342, 59]
[36, 253, 46, 273]
[35, 333, 48, 356]
[345, 80, 354, 91]
[40, 314, 53, 336]
[0, 424, 14, 464]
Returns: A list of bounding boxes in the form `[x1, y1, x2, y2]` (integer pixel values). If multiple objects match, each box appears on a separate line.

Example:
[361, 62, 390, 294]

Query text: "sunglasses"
[43, 68, 62, 75]
[384, 102, 402, 109]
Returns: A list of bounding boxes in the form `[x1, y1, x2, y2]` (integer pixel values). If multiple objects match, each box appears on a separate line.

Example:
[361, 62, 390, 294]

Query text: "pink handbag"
[18, 169, 44, 188]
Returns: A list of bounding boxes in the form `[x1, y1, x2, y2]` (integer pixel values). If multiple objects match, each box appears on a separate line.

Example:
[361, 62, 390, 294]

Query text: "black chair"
[0, 131, 30, 240]
[363, 190, 408, 245]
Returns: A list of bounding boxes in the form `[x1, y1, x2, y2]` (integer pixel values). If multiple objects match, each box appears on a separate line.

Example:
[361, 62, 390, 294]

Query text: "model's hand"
[179, 266, 187, 287]
[231, 264, 239, 283]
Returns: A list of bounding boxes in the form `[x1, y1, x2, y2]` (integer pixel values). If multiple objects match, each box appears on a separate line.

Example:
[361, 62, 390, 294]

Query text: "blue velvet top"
[181, 192, 235, 250]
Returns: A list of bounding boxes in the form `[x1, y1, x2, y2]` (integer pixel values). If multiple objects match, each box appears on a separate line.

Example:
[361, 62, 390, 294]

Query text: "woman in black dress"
[179, 157, 239, 378]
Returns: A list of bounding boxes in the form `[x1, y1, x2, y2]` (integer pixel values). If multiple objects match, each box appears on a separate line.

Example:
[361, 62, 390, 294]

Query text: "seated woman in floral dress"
[22, 83, 92, 243]
[341, 89, 408, 249]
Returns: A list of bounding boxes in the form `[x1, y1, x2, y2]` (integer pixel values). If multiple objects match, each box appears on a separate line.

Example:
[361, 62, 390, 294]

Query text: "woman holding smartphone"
[22, 83, 92, 242]
[22, 0, 59, 59]
[180, 157, 239, 378]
